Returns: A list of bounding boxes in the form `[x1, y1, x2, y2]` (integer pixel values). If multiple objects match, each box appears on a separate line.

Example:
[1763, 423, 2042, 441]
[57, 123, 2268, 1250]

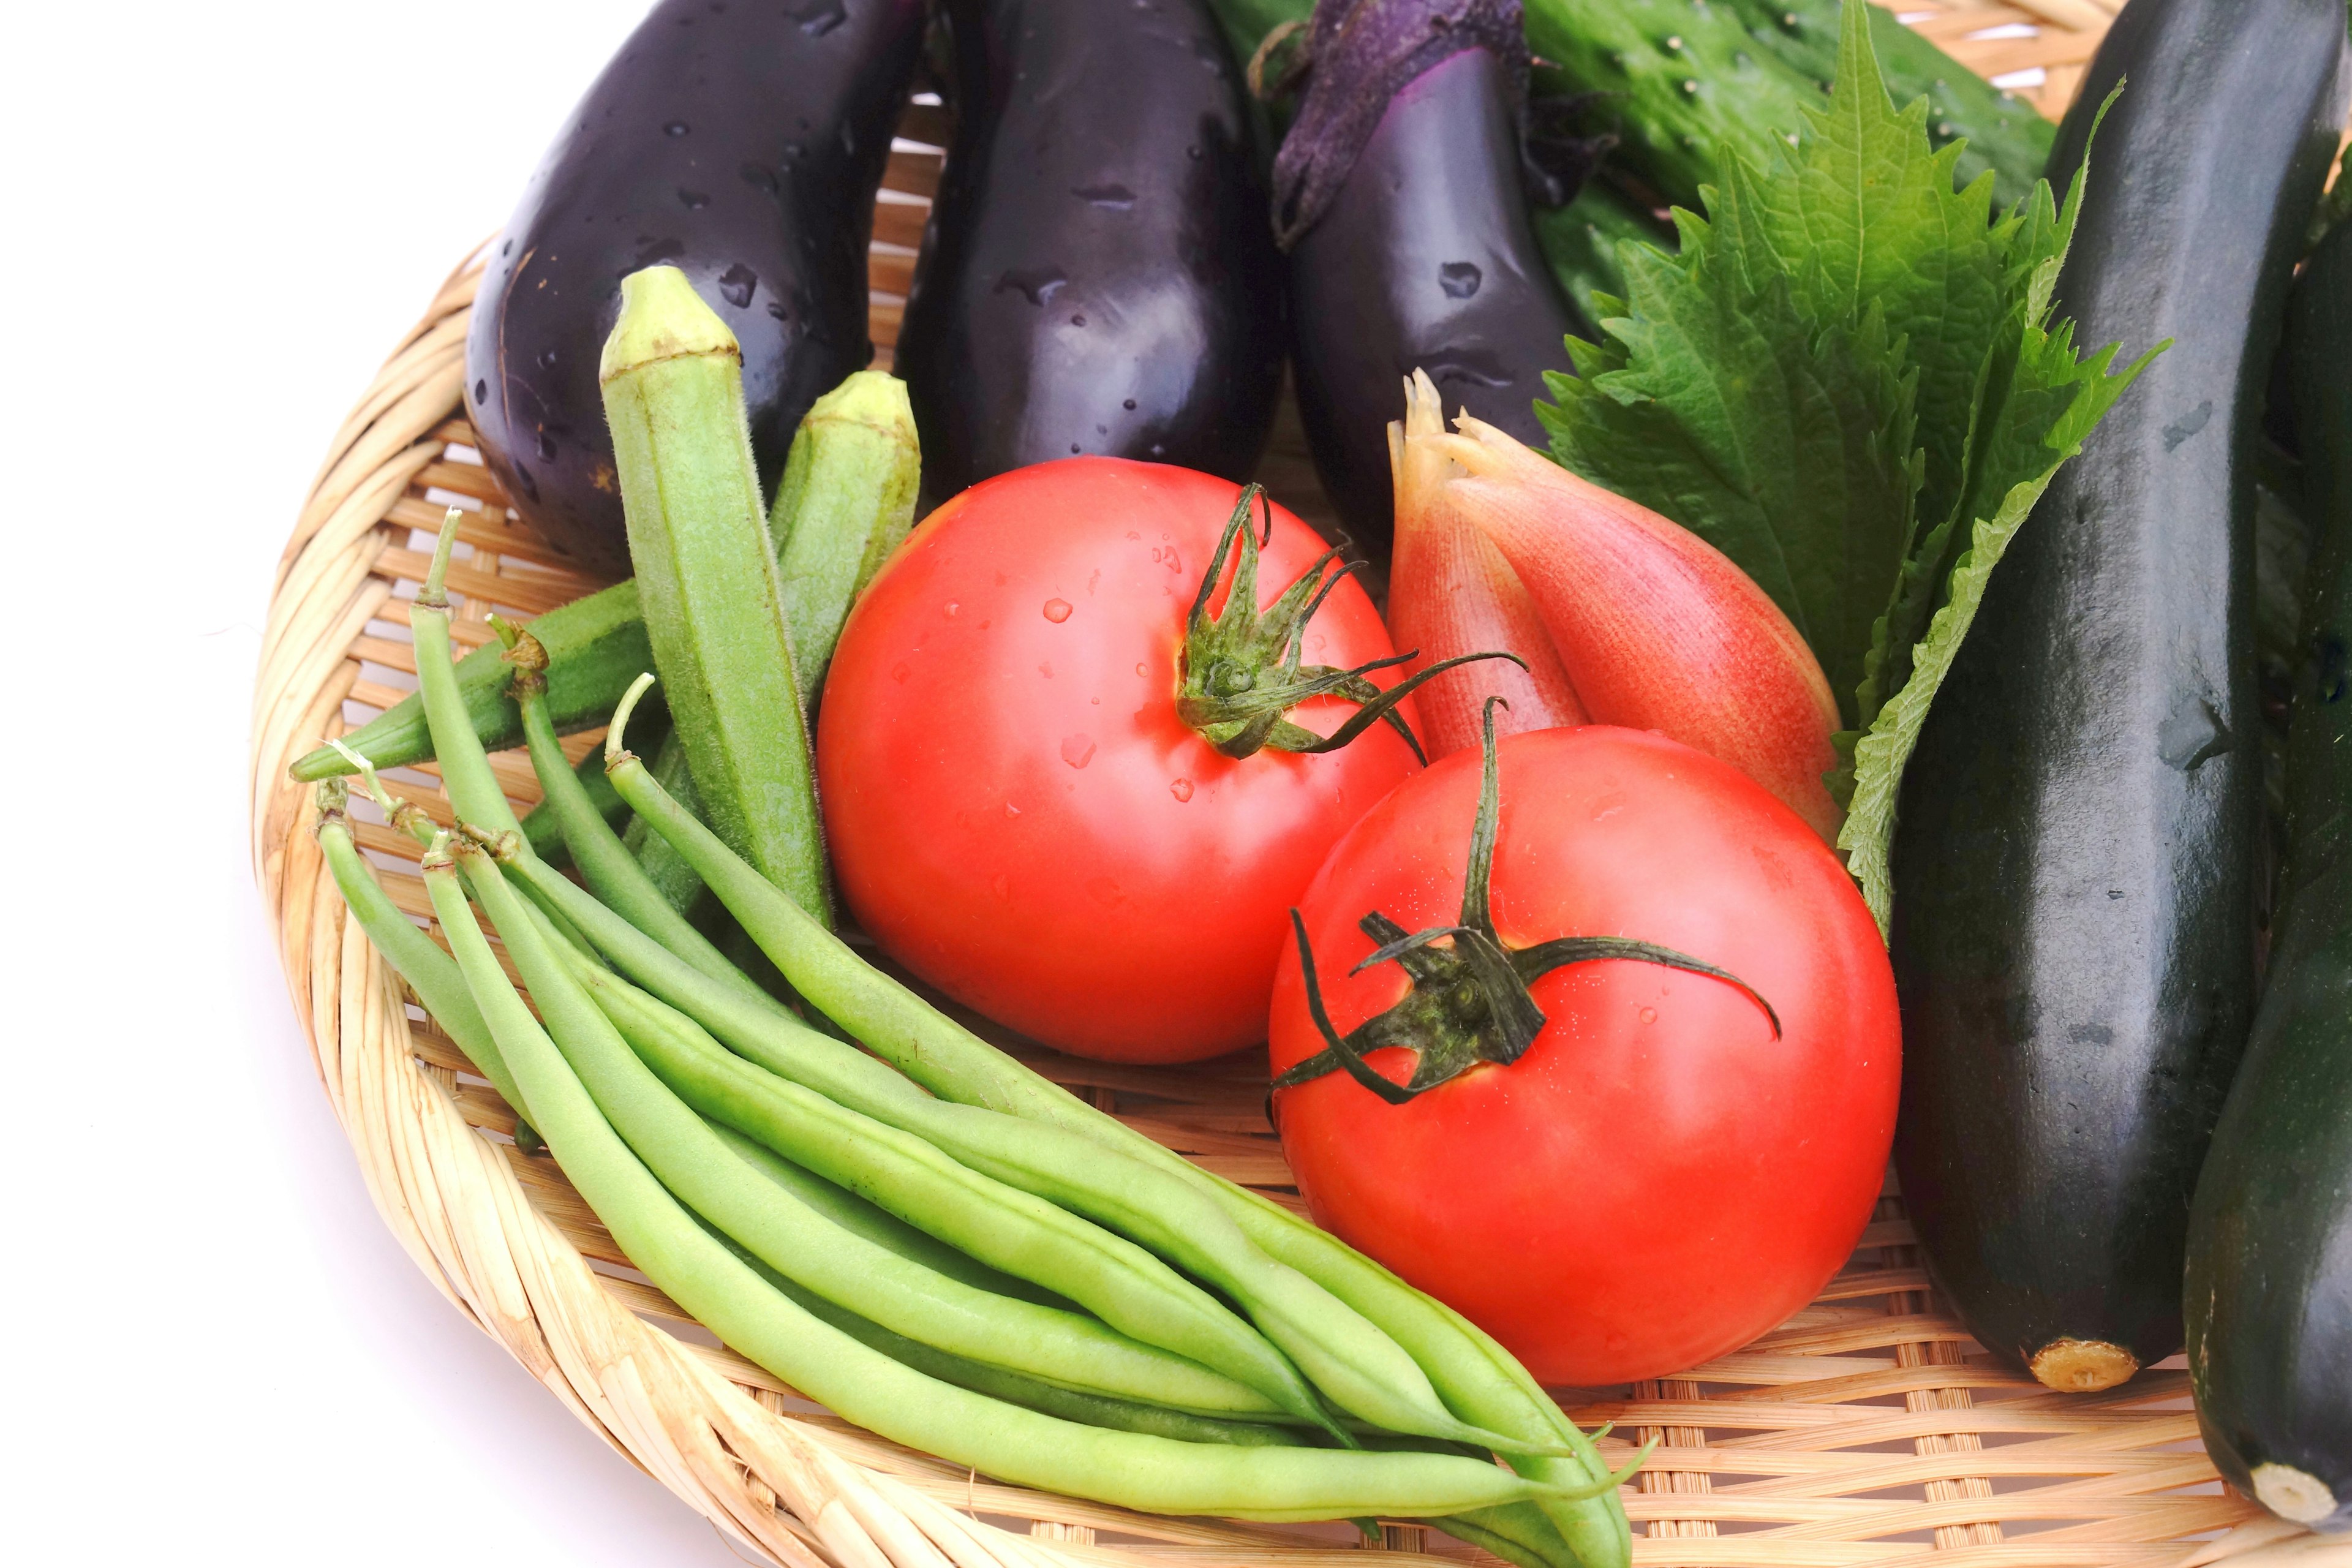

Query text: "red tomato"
[819, 458, 1423, 1063]
[1268, 725, 1899, 1385]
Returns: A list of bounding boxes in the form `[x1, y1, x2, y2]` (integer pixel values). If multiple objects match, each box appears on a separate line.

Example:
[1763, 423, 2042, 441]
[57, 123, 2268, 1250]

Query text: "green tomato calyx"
[1174, 485, 1520, 761]
[1272, 701, 1783, 1104]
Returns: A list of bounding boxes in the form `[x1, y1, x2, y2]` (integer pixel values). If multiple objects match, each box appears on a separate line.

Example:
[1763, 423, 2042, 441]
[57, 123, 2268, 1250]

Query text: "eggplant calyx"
[1175, 486, 1518, 762]
[1271, 700, 1783, 1104]
[1270, 0, 1536, 249]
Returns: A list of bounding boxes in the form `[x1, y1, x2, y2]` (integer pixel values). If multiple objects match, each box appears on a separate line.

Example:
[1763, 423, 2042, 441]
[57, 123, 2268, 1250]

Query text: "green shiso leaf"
[1534, 1, 2160, 935]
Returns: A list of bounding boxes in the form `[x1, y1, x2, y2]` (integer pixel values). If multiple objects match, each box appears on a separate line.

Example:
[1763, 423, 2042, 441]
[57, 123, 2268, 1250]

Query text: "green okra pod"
[600, 265, 827, 921]
[769, 369, 921, 710]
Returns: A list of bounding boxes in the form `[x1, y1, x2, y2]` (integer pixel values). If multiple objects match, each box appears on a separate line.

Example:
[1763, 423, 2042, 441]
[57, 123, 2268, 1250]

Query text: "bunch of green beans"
[314, 446, 1638, 1548]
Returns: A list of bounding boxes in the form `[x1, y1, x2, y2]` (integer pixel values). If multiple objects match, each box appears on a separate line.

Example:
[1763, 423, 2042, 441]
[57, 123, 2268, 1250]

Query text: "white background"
[6, 3, 753, 1559]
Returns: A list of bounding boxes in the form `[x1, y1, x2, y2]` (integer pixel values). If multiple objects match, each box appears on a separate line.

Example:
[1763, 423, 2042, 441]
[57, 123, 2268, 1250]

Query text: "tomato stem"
[1274, 701, 1782, 1102]
[1175, 486, 1524, 761]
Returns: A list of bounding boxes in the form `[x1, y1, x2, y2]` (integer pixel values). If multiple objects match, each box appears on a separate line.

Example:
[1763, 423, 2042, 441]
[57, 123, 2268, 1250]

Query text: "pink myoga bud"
[1385, 372, 1586, 761]
[1390, 378, 1842, 842]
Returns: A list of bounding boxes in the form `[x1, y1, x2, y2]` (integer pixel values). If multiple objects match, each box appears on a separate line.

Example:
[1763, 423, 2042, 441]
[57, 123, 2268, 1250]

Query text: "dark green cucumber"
[1887, 0, 2349, 1393]
[1725, 0, 2053, 211]
[1524, 0, 2051, 215]
[2184, 212, 2352, 1536]
[288, 579, 648, 782]
[1528, 181, 1669, 328]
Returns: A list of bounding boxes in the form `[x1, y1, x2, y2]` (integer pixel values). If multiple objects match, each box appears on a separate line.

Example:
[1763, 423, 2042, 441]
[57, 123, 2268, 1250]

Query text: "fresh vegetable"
[817, 460, 1476, 1063]
[2185, 210, 2352, 1532]
[597, 687, 1638, 1556]
[1387, 372, 1586, 762]
[769, 370, 920, 711]
[1522, 0, 2052, 217]
[1394, 379, 1842, 836]
[420, 835, 1594, 1523]
[287, 577, 649, 783]
[1526, 184, 1666, 337]
[500, 619, 758, 1003]
[518, 701, 662, 870]
[1536, 1, 2157, 927]
[462, 0, 924, 575]
[1891, 0, 2350, 1393]
[1276, 0, 1586, 552]
[1263, 711, 1896, 1384]
[895, 0, 1284, 500]
[601, 266, 827, 921]
[620, 728, 709, 915]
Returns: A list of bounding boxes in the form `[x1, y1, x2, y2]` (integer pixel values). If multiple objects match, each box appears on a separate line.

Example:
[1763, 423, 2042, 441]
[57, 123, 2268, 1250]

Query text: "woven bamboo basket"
[249, 2, 2343, 1563]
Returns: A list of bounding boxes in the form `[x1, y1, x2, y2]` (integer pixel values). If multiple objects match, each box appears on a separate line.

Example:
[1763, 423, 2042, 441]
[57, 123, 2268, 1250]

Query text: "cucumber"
[1886, 0, 2350, 1393]
[2184, 212, 2352, 1536]
[1523, 0, 2051, 215]
[1523, 0, 1817, 209]
[286, 578, 649, 783]
[1528, 181, 1669, 327]
[1725, 0, 2053, 211]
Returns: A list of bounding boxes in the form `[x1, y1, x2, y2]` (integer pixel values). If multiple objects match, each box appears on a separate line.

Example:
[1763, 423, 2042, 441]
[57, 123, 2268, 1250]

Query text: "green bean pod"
[501, 622, 766, 1016]
[467, 852, 1281, 1418]
[568, 949, 1329, 1427]
[769, 369, 921, 710]
[518, 714, 642, 872]
[315, 785, 525, 1122]
[600, 265, 827, 920]
[421, 840, 1586, 1521]
[622, 728, 708, 914]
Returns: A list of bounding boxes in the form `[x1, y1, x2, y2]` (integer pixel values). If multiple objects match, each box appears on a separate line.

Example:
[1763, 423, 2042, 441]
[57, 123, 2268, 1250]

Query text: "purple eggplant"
[894, 0, 1284, 500]
[1276, 0, 1589, 552]
[465, 0, 926, 576]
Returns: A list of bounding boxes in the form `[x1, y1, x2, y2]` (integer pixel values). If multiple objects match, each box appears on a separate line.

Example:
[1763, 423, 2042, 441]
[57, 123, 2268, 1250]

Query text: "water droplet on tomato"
[1004, 801, 1020, 817]
[1060, 734, 1096, 769]
[1639, 1007, 1658, 1024]
[1134, 662, 1146, 677]
[944, 601, 960, 617]
[1042, 598, 1072, 622]
[1170, 778, 1194, 802]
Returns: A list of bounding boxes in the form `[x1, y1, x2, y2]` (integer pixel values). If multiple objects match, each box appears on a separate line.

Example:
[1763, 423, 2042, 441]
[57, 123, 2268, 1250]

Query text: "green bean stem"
[420, 839, 1586, 1521]
[600, 265, 827, 920]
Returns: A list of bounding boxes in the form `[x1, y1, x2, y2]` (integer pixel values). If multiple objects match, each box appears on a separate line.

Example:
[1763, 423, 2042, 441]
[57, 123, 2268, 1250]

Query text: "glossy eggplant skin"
[1284, 42, 1587, 552]
[1888, 0, 2350, 1390]
[895, 0, 1284, 502]
[466, 0, 926, 576]
[2185, 213, 2352, 1536]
